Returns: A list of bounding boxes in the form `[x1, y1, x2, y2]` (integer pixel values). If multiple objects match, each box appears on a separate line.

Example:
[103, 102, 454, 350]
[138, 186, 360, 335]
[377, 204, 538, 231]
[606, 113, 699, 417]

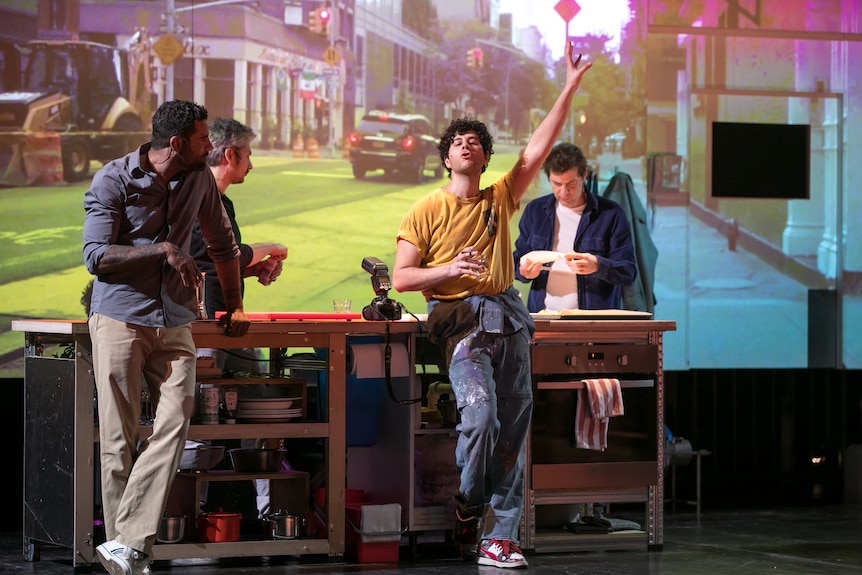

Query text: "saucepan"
[263, 510, 307, 539]
[157, 516, 186, 543]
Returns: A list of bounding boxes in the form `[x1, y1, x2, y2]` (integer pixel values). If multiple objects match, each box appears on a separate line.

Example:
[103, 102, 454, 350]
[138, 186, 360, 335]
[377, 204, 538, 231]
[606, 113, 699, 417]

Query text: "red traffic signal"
[467, 47, 483, 69]
[319, 7, 330, 34]
[309, 6, 330, 35]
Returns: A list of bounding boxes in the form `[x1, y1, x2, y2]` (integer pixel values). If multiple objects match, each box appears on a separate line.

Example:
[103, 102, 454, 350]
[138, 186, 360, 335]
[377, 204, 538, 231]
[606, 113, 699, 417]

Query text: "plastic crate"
[345, 505, 401, 563]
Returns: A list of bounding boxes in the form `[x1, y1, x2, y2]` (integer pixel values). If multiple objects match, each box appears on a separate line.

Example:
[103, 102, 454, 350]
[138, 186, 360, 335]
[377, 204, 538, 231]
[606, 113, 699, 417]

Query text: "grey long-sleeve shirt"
[83, 143, 239, 328]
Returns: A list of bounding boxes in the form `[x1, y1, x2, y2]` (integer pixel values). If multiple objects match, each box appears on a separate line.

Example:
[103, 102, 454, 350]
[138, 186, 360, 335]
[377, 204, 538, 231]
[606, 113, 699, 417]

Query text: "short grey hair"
[207, 117, 256, 166]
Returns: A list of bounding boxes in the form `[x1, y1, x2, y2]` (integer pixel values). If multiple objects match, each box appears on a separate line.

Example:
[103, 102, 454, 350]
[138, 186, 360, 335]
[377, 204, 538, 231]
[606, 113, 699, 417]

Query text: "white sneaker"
[96, 540, 151, 575]
[477, 539, 528, 569]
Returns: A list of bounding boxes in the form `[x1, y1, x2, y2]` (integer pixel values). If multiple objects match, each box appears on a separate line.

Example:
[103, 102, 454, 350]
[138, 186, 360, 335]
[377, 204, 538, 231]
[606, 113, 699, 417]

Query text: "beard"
[175, 149, 208, 172]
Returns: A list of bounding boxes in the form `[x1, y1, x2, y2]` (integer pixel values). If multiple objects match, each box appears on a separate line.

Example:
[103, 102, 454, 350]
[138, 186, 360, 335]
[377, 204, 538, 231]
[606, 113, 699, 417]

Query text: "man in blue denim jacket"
[514, 143, 637, 313]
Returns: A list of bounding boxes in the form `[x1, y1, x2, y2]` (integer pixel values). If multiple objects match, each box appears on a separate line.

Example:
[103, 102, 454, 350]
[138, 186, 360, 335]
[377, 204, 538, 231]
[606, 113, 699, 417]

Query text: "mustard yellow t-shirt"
[397, 171, 519, 301]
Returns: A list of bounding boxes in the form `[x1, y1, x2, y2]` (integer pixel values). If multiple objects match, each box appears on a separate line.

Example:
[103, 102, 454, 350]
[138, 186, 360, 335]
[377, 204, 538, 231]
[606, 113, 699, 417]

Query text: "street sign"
[322, 67, 340, 76]
[153, 33, 184, 66]
[554, 0, 581, 24]
[323, 45, 341, 66]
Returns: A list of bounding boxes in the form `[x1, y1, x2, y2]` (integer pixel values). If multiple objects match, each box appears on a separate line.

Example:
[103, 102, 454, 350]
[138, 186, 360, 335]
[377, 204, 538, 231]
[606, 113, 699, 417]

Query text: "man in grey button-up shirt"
[83, 100, 250, 575]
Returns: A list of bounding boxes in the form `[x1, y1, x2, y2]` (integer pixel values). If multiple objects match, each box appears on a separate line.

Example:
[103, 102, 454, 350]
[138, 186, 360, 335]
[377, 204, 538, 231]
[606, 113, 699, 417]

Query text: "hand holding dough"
[520, 250, 566, 266]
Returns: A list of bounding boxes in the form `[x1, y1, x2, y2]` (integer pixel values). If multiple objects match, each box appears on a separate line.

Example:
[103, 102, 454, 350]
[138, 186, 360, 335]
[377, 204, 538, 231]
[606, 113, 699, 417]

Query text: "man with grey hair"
[190, 117, 288, 518]
[191, 117, 287, 323]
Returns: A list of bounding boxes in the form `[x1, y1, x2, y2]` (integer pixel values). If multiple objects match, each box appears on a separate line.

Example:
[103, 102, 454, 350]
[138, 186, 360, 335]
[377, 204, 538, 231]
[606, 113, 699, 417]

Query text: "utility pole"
[328, 4, 336, 158]
[165, 0, 176, 101]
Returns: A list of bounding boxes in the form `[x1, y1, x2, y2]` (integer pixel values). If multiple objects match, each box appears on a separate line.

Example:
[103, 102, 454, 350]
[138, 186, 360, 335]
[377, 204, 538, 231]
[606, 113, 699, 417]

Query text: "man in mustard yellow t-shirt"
[393, 43, 592, 569]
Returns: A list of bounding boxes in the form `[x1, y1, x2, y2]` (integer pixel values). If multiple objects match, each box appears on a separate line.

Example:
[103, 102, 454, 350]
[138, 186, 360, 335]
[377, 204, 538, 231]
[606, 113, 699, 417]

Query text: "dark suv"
[347, 111, 443, 182]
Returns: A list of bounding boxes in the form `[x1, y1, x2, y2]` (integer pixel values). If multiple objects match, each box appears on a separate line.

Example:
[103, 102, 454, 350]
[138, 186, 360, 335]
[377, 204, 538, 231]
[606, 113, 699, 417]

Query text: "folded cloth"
[565, 515, 641, 534]
[575, 378, 624, 451]
[358, 503, 403, 543]
[582, 514, 642, 532]
[565, 521, 612, 534]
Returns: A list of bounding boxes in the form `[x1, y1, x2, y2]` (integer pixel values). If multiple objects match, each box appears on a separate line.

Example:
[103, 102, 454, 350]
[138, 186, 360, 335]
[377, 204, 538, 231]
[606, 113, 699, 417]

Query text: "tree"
[496, 56, 553, 141]
[431, 20, 498, 120]
[402, 0, 441, 42]
[432, 20, 552, 133]
[552, 34, 630, 153]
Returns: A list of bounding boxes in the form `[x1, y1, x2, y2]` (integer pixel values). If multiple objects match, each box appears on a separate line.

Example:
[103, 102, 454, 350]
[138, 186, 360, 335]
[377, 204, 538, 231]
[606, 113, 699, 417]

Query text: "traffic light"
[309, 7, 322, 34]
[467, 48, 483, 69]
[310, 6, 330, 35]
[318, 6, 330, 36]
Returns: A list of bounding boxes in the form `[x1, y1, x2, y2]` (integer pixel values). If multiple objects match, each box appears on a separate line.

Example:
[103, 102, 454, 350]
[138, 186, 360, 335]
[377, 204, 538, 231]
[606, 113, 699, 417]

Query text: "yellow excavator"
[0, 36, 152, 187]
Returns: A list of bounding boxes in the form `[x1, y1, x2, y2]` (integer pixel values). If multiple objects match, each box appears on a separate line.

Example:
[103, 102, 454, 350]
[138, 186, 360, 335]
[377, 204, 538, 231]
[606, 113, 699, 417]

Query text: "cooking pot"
[263, 510, 306, 539]
[157, 516, 186, 543]
[197, 511, 242, 542]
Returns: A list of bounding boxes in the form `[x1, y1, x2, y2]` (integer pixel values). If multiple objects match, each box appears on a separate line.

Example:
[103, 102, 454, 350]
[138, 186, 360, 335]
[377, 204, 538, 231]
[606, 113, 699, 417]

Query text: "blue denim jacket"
[513, 191, 637, 313]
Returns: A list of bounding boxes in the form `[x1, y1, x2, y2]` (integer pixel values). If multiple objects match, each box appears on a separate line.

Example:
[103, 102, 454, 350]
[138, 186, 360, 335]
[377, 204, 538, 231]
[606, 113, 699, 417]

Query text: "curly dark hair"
[437, 117, 495, 178]
[542, 142, 588, 179]
[151, 100, 209, 150]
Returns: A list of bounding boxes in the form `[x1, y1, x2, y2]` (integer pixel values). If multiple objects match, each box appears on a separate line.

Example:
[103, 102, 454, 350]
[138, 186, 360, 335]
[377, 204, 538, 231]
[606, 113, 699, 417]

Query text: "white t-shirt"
[544, 202, 584, 311]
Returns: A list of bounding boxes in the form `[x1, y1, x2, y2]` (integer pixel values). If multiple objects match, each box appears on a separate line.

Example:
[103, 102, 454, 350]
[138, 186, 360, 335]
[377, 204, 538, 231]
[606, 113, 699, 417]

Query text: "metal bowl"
[179, 445, 225, 471]
[157, 516, 186, 543]
[228, 448, 285, 472]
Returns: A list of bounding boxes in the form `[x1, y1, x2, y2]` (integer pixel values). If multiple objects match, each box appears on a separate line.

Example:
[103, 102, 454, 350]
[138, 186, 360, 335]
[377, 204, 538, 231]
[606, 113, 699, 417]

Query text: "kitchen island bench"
[13, 315, 674, 565]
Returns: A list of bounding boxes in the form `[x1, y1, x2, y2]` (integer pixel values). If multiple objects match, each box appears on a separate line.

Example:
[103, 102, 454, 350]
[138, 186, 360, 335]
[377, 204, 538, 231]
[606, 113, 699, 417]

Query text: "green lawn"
[0, 149, 538, 376]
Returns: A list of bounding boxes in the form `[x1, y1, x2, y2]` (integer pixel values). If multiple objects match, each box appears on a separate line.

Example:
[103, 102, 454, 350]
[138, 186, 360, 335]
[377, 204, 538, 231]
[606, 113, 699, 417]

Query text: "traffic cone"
[292, 136, 305, 158]
[306, 137, 320, 159]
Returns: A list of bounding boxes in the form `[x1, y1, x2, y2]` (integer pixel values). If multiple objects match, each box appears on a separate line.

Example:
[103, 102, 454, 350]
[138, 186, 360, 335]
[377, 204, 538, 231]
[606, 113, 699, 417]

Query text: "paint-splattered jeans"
[445, 312, 533, 543]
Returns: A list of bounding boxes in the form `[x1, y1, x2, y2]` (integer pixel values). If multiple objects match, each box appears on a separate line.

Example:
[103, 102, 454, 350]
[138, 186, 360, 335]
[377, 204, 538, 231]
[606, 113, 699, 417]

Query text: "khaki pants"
[89, 313, 196, 555]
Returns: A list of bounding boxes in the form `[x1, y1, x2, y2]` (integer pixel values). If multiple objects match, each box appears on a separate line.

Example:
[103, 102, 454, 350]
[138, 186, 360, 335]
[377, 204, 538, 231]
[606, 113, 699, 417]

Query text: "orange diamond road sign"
[323, 45, 341, 66]
[554, 0, 581, 24]
[153, 33, 184, 66]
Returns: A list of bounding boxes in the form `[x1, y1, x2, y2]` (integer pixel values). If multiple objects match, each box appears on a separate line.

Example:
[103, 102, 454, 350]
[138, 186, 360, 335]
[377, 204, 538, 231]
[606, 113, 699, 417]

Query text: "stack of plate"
[236, 397, 303, 423]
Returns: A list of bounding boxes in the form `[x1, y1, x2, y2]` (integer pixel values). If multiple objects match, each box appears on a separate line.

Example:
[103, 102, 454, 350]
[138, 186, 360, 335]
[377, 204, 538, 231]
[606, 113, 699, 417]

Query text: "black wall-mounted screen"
[711, 122, 810, 199]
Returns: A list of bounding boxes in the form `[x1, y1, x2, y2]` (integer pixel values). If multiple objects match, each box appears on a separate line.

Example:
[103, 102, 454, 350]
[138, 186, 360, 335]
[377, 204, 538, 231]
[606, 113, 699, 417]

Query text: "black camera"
[361, 257, 402, 321]
[362, 296, 402, 321]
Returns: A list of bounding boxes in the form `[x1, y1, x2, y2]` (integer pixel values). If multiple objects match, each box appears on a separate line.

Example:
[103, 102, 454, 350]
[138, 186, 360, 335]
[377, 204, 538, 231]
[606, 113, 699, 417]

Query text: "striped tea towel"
[575, 378, 624, 451]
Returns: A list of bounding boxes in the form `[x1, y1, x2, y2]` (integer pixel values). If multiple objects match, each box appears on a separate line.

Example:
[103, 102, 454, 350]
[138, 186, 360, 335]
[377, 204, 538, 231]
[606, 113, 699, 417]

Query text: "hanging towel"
[575, 378, 624, 451]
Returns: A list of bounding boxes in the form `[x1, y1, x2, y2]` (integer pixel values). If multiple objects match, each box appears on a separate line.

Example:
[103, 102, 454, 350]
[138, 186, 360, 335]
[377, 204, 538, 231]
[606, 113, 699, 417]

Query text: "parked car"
[347, 111, 443, 182]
